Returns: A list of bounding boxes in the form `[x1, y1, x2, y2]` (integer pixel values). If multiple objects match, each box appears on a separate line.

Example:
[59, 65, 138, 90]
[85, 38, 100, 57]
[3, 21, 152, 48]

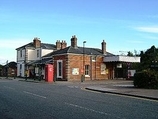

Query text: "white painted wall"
[17, 62, 25, 77]
[17, 63, 20, 76]
[17, 49, 25, 61]
[16, 47, 54, 77]
[28, 48, 41, 61]
[28, 49, 35, 61]
[17, 48, 53, 62]
[17, 49, 26, 77]
[42, 49, 53, 57]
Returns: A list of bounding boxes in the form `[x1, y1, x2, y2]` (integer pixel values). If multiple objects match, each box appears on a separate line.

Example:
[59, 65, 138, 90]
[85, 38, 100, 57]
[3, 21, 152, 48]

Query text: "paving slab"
[86, 85, 158, 101]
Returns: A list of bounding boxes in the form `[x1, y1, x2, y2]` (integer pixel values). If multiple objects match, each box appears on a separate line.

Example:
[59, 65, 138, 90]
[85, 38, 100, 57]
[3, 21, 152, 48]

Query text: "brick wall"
[53, 55, 67, 80]
[1, 67, 17, 77]
[68, 54, 83, 81]
[53, 54, 111, 81]
[33, 38, 41, 48]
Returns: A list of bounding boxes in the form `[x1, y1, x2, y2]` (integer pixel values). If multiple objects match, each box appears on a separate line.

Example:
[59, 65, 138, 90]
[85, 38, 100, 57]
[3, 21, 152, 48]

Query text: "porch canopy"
[27, 58, 53, 66]
[104, 55, 140, 63]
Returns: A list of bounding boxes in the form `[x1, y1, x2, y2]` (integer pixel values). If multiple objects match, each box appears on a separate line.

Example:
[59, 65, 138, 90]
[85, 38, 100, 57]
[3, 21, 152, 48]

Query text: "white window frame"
[57, 60, 63, 78]
[85, 65, 90, 76]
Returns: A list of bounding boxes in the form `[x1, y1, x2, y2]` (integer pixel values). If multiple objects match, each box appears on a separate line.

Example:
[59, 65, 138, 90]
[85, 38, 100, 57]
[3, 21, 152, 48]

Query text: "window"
[57, 60, 63, 78]
[37, 50, 39, 57]
[19, 64, 22, 77]
[58, 62, 62, 76]
[20, 64, 22, 69]
[20, 50, 22, 57]
[85, 65, 90, 75]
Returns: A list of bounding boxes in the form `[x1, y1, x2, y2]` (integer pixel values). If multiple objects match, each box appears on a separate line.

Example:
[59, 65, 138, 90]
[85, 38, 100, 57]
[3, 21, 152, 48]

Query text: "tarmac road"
[0, 78, 158, 119]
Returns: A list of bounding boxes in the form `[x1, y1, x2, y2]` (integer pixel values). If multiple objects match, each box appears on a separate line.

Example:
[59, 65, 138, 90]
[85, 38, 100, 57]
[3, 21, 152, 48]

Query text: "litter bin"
[81, 75, 85, 82]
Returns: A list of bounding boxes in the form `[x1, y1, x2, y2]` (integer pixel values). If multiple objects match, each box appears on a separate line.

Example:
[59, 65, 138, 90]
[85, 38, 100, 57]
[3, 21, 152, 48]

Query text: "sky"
[0, 0, 158, 64]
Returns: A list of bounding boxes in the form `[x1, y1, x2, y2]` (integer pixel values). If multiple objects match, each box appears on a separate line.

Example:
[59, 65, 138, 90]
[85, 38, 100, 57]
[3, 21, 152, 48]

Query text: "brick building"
[43, 35, 114, 81]
[18, 35, 140, 81]
[1, 61, 17, 77]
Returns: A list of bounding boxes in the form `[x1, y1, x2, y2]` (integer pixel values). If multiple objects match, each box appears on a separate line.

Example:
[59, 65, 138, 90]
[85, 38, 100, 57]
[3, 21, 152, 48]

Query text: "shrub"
[134, 70, 158, 89]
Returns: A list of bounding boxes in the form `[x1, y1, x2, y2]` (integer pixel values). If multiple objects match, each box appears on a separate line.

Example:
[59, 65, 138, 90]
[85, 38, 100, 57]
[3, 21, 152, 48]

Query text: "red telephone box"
[45, 64, 54, 82]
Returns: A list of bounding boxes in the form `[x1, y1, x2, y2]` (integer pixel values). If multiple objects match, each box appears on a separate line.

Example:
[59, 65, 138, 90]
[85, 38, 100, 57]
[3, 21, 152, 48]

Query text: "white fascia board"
[104, 55, 140, 63]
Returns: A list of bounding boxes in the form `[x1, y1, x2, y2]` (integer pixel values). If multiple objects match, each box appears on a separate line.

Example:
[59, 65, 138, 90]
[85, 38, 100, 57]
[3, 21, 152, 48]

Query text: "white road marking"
[65, 102, 122, 118]
[23, 91, 46, 99]
[68, 86, 79, 88]
[65, 102, 106, 115]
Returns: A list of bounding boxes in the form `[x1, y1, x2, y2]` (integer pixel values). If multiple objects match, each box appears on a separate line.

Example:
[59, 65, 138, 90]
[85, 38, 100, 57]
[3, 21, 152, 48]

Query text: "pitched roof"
[43, 46, 114, 58]
[16, 42, 56, 50]
[3, 61, 17, 68]
[41, 43, 56, 49]
[27, 57, 53, 65]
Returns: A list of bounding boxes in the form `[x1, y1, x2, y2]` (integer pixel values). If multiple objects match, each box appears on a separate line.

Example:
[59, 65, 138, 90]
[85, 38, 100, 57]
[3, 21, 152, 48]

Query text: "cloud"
[136, 33, 158, 40]
[0, 37, 49, 64]
[135, 26, 158, 33]
[0, 51, 16, 64]
[0, 39, 30, 49]
[0, 57, 8, 65]
[0, 38, 31, 64]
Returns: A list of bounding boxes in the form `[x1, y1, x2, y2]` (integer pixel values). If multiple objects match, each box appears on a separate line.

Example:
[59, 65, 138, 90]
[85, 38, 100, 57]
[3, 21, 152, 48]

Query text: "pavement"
[84, 80, 158, 101]
[1, 77, 158, 101]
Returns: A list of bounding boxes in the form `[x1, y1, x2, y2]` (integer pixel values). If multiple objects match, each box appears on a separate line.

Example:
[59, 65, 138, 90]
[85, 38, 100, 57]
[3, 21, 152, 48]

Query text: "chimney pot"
[102, 40, 106, 54]
[33, 37, 41, 48]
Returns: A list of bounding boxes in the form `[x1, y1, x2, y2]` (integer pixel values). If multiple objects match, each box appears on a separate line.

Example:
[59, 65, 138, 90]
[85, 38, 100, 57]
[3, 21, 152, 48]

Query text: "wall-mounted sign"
[35, 67, 39, 74]
[72, 68, 79, 75]
[101, 63, 106, 74]
[128, 70, 136, 77]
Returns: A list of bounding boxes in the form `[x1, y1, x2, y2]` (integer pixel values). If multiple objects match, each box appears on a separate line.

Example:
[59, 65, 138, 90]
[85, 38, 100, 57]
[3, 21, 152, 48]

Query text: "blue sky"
[0, 0, 158, 64]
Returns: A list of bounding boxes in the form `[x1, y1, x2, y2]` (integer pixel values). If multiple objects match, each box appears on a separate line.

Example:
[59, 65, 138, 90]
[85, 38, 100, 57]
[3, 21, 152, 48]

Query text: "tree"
[139, 45, 158, 71]
[134, 45, 158, 89]
[127, 51, 133, 56]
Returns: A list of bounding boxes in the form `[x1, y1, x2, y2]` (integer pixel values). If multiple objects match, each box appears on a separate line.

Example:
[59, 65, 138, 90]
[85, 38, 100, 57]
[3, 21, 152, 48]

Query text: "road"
[0, 79, 158, 119]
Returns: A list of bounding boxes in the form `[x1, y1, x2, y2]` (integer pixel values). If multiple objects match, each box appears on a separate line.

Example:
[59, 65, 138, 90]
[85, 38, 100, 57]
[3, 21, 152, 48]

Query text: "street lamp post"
[81, 41, 86, 82]
[6, 60, 8, 79]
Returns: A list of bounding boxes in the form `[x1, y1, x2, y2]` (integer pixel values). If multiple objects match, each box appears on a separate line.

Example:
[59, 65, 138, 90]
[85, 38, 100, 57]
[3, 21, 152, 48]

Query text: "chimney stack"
[33, 37, 41, 48]
[61, 40, 67, 49]
[71, 35, 77, 48]
[56, 40, 67, 50]
[56, 40, 61, 50]
[101, 40, 106, 54]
